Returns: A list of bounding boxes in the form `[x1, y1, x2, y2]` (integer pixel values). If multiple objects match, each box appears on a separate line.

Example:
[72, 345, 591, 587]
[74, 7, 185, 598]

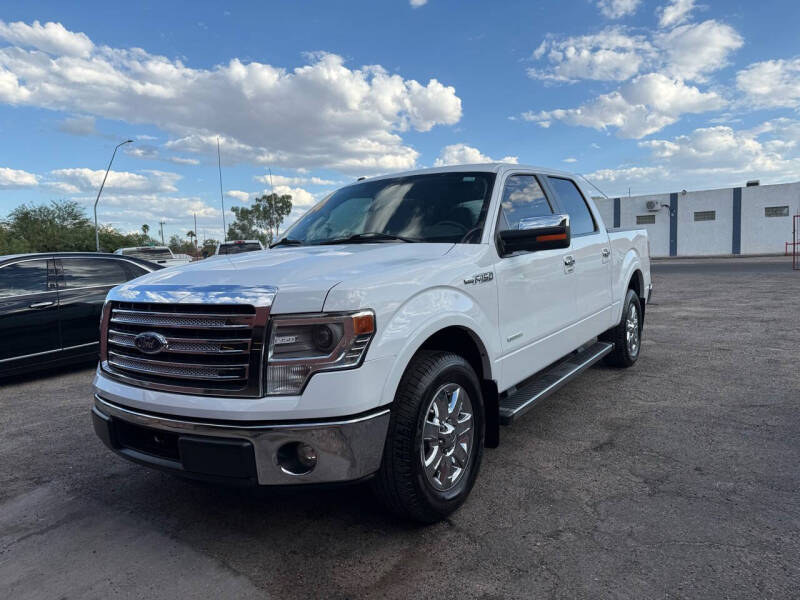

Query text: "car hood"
[111, 243, 455, 313]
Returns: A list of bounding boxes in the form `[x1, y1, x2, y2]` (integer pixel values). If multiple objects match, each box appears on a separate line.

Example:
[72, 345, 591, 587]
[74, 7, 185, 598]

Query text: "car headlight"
[265, 310, 375, 395]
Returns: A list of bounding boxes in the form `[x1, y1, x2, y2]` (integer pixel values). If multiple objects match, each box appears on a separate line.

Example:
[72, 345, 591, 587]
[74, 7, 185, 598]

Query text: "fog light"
[297, 443, 317, 468]
[276, 441, 317, 475]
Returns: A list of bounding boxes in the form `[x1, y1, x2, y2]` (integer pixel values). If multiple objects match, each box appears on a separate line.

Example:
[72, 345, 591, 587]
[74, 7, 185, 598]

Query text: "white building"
[593, 181, 800, 257]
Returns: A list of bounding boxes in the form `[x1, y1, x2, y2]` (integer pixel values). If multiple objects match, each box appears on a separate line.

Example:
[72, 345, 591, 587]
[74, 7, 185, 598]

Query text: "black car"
[0, 252, 162, 377]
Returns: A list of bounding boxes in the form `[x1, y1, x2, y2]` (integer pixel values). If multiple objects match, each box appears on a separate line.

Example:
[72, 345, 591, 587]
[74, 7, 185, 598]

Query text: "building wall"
[741, 182, 800, 254]
[594, 181, 800, 257]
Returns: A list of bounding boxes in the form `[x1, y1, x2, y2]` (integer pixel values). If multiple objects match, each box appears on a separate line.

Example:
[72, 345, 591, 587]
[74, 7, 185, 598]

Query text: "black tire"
[601, 288, 642, 368]
[371, 351, 485, 523]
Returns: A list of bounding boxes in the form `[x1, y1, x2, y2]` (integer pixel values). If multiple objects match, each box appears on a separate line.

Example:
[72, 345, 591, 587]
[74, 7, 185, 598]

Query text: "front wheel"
[601, 288, 642, 368]
[371, 351, 485, 523]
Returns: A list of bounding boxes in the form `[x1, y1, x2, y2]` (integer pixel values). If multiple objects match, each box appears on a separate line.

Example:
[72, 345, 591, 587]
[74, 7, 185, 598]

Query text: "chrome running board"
[499, 341, 613, 425]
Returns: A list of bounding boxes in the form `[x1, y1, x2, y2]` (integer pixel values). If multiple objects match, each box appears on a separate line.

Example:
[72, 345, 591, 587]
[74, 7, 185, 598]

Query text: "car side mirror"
[496, 214, 570, 257]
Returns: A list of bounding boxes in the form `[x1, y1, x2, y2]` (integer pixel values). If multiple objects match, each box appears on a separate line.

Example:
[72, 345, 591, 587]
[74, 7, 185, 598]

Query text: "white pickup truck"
[114, 246, 193, 268]
[92, 164, 651, 522]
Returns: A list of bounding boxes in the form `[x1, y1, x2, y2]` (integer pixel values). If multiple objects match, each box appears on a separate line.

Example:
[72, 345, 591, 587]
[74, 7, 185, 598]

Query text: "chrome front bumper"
[92, 395, 390, 485]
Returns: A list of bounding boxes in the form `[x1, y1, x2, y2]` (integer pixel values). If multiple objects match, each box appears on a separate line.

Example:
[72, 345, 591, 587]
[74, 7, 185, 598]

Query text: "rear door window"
[496, 175, 553, 232]
[546, 177, 596, 236]
[60, 258, 128, 288]
[120, 261, 149, 280]
[0, 259, 54, 298]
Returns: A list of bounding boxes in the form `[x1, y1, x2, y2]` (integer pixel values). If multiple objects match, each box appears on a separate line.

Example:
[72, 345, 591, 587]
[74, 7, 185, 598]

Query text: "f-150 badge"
[464, 272, 494, 285]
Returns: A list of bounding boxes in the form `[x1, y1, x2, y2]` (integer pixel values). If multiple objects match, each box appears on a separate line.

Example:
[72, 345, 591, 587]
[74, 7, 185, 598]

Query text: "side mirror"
[496, 214, 570, 257]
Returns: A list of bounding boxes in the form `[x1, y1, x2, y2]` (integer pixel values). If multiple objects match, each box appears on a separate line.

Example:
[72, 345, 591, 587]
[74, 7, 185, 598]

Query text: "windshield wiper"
[317, 232, 419, 245]
[270, 238, 303, 248]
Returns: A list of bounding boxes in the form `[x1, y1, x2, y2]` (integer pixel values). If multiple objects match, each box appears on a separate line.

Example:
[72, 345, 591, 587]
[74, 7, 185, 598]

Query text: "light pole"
[94, 139, 133, 252]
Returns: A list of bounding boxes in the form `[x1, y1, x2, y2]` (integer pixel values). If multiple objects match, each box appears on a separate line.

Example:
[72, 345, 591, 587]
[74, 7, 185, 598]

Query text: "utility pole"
[218, 137, 226, 242]
[268, 167, 276, 242]
[193, 213, 198, 255]
[94, 139, 133, 251]
[159, 220, 165, 245]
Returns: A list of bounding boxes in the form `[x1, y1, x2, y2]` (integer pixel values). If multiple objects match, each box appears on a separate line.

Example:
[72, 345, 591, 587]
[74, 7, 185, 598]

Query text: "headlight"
[265, 310, 375, 395]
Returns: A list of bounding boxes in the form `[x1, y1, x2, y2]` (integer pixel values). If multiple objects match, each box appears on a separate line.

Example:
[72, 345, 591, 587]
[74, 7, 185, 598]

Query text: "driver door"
[494, 173, 576, 390]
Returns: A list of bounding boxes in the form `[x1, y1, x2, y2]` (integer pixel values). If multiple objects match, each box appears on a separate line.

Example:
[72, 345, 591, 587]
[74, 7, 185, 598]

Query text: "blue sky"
[1, 0, 799, 241]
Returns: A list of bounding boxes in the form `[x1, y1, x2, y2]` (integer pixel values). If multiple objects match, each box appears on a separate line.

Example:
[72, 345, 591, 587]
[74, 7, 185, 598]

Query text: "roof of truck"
[354, 162, 578, 184]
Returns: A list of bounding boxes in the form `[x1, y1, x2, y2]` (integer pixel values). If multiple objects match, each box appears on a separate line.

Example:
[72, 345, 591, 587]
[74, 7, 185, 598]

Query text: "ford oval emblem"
[134, 331, 169, 355]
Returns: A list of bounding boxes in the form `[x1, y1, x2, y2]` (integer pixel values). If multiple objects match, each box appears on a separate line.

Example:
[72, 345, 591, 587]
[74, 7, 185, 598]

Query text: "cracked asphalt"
[1, 256, 798, 599]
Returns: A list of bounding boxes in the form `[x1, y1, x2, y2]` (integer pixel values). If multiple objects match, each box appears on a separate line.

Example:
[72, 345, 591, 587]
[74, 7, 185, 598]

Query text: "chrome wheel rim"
[626, 303, 640, 357]
[420, 383, 474, 491]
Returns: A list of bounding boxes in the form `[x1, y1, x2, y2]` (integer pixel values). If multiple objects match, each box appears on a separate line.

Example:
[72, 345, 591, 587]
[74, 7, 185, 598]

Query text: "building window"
[694, 210, 716, 221]
[764, 206, 790, 217]
[636, 215, 656, 225]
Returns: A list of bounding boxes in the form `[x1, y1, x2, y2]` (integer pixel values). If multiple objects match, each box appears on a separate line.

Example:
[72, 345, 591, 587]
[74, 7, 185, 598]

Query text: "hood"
[115, 243, 455, 313]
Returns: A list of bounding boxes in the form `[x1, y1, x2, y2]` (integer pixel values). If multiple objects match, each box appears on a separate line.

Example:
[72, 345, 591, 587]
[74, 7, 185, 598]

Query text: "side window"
[496, 175, 553, 232]
[121, 261, 148, 280]
[546, 177, 596, 235]
[0, 260, 54, 298]
[60, 258, 128, 288]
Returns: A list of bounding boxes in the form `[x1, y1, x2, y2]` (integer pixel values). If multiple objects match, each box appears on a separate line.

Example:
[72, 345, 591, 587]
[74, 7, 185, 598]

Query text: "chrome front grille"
[101, 301, 269, 397]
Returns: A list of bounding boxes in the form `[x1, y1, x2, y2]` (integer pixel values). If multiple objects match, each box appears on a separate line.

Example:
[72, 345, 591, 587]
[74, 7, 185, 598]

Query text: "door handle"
[29, 301, 55, 309]
[601, 248, 610, 258]
[563, 255, 575, 266]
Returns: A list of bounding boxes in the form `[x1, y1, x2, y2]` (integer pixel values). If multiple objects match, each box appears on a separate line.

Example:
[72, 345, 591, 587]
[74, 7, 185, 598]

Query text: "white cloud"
[125, 144, 201, 166]
[81, 193, 222, 233]
[563, 157, 577, 163]
[529, 28, 654, 83]
[658, 0, 695, 28]
[0, 166, 38, 188]
[530, 20, 741, 85]
[433, 144, 518, 166]
[655, 20, 743, 82]
[253, 174, 339, 186]
[596, 0, 641, 19]
[0, 20, 93, 57]
[167, 156, 200, 166]
[272, 184, 316, 209]
[410, 0, 428, 6]
[57, 115, 96, 136]
[586, 119, 800, 194]
[225, 190, 250, 203]
[523, 73, 725, 138]
[47, 168, 181, 194]
[736, 57, 800, 109]
[0, 20, 462, 173]
[524, 15, 742, 138]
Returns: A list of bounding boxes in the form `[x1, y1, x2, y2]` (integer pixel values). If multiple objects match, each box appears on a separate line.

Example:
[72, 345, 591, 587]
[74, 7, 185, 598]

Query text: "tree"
[168, 233, 196, 255]
[201, 238, 218, 258]
[0, 200, 151, 254]
[141, 224, 150, 237]
[226, 192, 292, 245]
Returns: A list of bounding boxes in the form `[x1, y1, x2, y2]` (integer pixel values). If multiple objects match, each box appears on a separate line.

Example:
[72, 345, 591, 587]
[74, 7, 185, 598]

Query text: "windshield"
[218, 242, 263, 254]
[122, 248, 173, 260]
[282, 172, 496, 245]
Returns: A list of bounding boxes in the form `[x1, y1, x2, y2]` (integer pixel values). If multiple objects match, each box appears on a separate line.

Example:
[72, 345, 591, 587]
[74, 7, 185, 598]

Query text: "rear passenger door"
[56, 257, 131, 349]
[494, 173, 575, 388]
[0, 258, 61, 364]
[545, 176, 613, 337]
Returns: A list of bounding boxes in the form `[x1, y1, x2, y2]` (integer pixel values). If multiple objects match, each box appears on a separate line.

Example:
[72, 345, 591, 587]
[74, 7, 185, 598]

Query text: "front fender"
[370, 286, 499, 408]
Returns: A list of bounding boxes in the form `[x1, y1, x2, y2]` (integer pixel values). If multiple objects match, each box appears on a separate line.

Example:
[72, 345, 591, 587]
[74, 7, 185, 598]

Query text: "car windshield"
[123, 248, 173, 260]
[281, 172, 496, 245]
[218, 243, 262, 255]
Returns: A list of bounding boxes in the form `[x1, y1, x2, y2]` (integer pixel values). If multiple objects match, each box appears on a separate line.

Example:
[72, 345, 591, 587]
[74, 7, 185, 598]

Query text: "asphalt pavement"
[1, 256, 798, 599]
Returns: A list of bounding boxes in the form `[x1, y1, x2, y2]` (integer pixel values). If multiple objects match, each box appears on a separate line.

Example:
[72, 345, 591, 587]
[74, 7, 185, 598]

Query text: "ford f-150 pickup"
[92, 163, 651, 522]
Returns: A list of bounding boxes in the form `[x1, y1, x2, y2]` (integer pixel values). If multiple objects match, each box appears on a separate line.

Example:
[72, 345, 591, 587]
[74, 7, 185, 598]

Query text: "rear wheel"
[371, 351, 484, 523]
[601, 288, 642, 368]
